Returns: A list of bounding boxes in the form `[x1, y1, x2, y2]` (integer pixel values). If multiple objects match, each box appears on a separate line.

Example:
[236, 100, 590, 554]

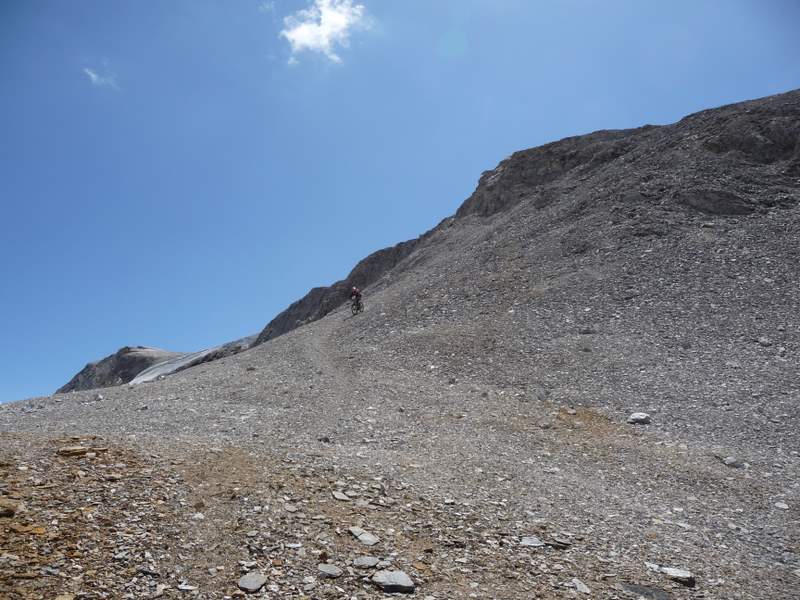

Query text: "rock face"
[457, 91, 799, 219]
[56, 346, 182, 393]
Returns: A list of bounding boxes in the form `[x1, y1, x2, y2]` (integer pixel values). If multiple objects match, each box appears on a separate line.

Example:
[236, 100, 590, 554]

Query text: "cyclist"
[350, 286, 363, 311]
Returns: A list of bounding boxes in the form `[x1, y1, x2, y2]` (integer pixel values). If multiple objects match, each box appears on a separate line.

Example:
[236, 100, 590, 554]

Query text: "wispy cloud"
[280, 0, 369, 64]
[82, 66, 119, 90]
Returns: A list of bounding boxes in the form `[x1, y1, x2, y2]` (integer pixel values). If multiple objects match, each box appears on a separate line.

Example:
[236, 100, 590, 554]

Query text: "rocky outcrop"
[56, 346, 182, 393]
[455, 127, 648, 218]
[457, 91, 799, 220]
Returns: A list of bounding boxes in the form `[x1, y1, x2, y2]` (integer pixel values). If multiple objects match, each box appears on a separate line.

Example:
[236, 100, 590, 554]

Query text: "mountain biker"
[350, 286, 362, 305]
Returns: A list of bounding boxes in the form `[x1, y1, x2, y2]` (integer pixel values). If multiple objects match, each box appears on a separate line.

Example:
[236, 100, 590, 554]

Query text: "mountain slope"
[254, 88, 799, 349]
[57, 89, 800, 391]
[3, 89, 800, 599]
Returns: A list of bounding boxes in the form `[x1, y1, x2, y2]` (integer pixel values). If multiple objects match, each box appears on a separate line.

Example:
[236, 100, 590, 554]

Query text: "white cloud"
[279, 0, 368, 64]
[82, 67, 119, 90]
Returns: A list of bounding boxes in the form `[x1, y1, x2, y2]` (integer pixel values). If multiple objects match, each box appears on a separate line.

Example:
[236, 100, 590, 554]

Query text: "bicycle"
[351, 297, 364, 315]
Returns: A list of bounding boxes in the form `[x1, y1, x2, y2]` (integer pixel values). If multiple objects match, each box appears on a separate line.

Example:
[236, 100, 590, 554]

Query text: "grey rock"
[317, 563, 343, 578]
[722, 456, 744, 468]
[372, 570, 415, 593]
[627, 412, 651, 425]
[572, 578, 591, 594]
[349, 526, 380, 546]
[660, 567, 695, 587]
[354, 556, 380, 568]
[775, 502, 789, 510]
[332, 490, 350, 501]
[547, 534, 572, 549]
[520, 536, 546, 547]
[238, 572, 268, 593]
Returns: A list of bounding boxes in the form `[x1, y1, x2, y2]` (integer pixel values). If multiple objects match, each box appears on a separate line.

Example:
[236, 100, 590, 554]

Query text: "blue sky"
[1, 1, 798, 403]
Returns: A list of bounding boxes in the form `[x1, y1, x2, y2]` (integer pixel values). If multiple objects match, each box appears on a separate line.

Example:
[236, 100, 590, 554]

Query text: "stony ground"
[2, 90, 799, 599]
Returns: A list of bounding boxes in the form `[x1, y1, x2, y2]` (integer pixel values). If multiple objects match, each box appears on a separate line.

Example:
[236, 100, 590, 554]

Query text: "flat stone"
[317, 564, 343, 578]
[520, 536, 546, 547]
[354, 556, 380, 568]
[332, 491, 350, 501]
[722, 456, 743, 468]
[372, 570, 415, 593]
[547, 534, 572, 549]
[57, 446, 89, 457]
[660, 567, 695, 587]
[627, 412, 651, 425]
[572, 578, 590, 594]
[349, 526, 380, 546]
[238, 571, 268, 593]
[775, 502, 789, 510]
[177, 583, 197, 591]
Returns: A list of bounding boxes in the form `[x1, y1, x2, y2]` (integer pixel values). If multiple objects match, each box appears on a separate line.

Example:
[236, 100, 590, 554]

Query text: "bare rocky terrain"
[2, 89, 799, 599]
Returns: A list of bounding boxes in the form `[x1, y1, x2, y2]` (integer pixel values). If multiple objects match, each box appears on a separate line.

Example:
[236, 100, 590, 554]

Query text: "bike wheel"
[351, 302, 359, 316]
